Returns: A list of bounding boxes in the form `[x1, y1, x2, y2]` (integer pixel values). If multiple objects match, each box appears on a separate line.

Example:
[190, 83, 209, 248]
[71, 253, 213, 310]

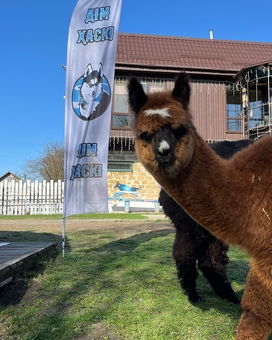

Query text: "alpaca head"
[128, 72, 195, 179]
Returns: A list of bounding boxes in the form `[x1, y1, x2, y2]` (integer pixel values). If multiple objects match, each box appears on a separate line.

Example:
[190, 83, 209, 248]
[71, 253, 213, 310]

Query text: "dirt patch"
[0, 217, 172, 245]
[78, 323, 120, 340]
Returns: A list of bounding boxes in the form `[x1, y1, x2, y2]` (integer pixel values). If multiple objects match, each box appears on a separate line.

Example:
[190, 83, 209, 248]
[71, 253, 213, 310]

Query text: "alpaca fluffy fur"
[128, 72, 272, 340]
[159, 139, 253, 304]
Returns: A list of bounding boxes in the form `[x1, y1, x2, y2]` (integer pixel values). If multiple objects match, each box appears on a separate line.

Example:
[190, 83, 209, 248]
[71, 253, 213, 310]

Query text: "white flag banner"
[63, 0, 122, 217]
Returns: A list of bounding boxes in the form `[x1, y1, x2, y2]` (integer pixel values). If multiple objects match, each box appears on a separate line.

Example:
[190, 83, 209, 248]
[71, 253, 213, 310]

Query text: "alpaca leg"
[198, 239, 240, 304]
[235, 267, 272, 339]
[175, 259, 201, 302]
[173, 229, 203, 302]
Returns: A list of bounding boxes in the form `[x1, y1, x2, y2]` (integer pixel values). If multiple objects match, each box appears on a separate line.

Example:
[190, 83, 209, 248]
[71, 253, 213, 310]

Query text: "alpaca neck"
[160, 134, 244, 245]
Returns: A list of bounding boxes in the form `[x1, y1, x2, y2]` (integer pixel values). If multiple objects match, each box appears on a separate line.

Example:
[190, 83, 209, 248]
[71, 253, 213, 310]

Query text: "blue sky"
[1, 0, 271, 177]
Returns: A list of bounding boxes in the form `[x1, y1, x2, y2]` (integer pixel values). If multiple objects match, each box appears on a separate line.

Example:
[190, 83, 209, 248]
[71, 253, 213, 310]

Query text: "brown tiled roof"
[116, 33, 272, 77]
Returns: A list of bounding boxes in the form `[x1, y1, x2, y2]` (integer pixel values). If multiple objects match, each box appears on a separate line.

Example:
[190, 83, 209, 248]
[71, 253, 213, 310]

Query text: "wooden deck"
[0, 242, 57, 288]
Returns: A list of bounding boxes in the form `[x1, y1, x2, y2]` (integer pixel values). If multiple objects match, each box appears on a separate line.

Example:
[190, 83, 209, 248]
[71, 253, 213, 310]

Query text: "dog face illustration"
[72, 62, 111, 121]
[79, 63, 103, 118]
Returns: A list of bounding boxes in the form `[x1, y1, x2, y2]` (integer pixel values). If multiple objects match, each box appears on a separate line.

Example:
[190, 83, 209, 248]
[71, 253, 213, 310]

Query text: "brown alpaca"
[128, 72, 272, 340]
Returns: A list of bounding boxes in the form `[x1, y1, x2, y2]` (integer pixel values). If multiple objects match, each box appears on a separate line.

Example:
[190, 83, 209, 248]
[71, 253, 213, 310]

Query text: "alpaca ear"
[127, 77, 147, 114]
[172, 72, 191, 109]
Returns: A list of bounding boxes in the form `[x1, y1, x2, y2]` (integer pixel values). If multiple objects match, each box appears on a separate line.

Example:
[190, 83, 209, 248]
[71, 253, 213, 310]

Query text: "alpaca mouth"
[156, 152, 175, 167]
[156, 154, 173, 165]
[156, 159, 179, 178]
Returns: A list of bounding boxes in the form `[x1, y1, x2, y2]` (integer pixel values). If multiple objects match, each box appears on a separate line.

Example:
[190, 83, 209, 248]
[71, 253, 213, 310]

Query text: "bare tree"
[21, 140, 64, 181]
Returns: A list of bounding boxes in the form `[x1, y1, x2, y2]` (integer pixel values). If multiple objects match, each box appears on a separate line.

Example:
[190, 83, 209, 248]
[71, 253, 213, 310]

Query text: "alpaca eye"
[173, 126, 187, 140]
[139, 132, 153, 143]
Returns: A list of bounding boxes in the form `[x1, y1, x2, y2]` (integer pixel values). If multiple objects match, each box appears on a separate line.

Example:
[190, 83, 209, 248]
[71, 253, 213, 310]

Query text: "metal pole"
[62, 217, 66, 257]
[255, 69, 259, 138]
[246, 74, 250, 139]
[268, 65, 271, 135]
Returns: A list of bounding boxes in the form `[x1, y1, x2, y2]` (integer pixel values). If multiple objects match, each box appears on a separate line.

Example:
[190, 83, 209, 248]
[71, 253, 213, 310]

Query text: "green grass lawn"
[0, 214, 266, 340]
[0, 212, 150, 220]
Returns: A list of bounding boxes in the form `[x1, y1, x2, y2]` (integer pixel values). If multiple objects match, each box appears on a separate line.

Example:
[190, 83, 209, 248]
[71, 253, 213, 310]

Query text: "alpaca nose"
[156, 151, 172, 164]
[156, 140, 173, 164]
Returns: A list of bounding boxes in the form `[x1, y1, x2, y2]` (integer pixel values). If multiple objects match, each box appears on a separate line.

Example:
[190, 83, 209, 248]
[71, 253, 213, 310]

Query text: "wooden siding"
[190, 81, 243, 141]
[110, 78, 243, 142]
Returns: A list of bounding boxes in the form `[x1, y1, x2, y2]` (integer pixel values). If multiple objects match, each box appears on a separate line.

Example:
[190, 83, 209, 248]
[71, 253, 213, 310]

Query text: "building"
[0, 172, 21, 183]
[234, 60, 272, 140]
[108, 33, 272, 203]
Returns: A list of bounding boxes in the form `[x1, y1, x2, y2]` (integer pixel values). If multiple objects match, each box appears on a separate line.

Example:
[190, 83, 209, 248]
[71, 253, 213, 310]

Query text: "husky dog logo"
[72, 62, 111, 121]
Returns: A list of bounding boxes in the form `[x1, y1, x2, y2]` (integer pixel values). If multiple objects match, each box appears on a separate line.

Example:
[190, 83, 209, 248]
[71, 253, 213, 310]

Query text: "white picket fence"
[0, 180, 64, 215]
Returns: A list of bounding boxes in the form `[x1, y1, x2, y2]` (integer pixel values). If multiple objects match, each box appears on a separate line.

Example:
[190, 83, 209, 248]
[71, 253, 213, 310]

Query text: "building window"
[112, 79, 134, 129]
[108, 161, 133, 172]
[112, 79, 166, 130]
[149, 81, 165, 93]
[226, 85, 242, 131]
[248, 89, 265, 128]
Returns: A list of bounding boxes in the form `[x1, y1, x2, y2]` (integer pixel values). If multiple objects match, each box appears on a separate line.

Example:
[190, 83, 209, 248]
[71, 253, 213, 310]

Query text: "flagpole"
[62, 216, 66, 257]
[63, 0, 122, 240]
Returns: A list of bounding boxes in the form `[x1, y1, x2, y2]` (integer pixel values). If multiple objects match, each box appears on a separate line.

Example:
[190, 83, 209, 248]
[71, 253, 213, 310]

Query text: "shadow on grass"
[0, 230, 66, 308]
[0, 249, 59, 307]
[0, 230, 61, 244]
[91, 228, 248, 306]
[87, 228, 250, 318]
[94, 228, 175, 252]
[0, 226, 251, 340]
